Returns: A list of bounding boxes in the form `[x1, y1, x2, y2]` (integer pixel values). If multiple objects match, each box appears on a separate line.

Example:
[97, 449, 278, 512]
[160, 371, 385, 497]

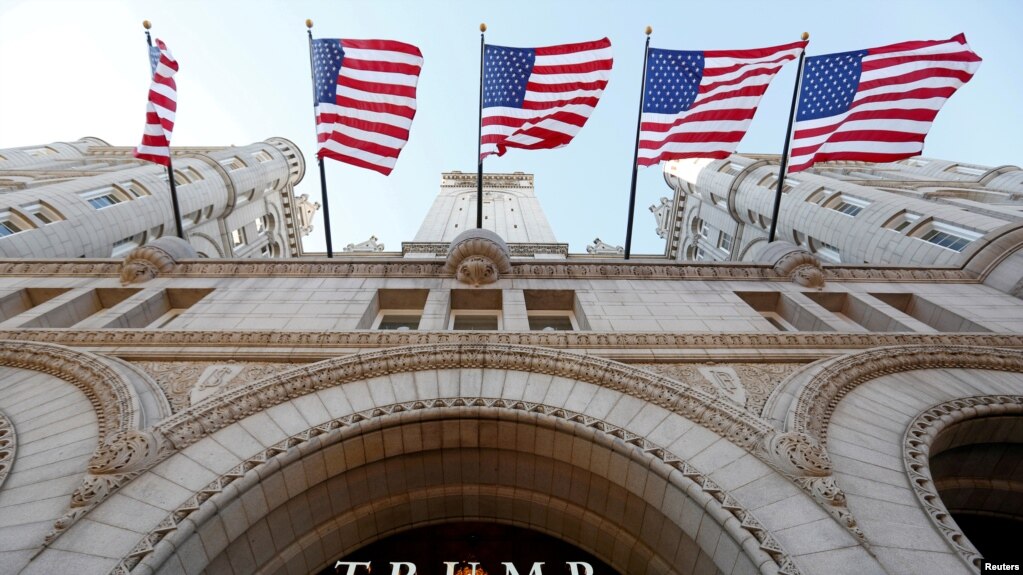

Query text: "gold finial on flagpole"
[143, 20, 151, 30]
[801, 32, 809, 41]
[645, 26, 652, 36]
[480, 23, 487, 33]
[306, 19, 313, 29]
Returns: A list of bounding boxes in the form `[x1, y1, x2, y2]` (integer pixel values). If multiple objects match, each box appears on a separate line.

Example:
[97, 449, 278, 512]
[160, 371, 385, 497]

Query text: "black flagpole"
[476, 23, 487, 229]
[768, 32, 810, 244]
[306, 19, 334, 258]
[624, 26, 653, 260]
[144, 20, 185, 240]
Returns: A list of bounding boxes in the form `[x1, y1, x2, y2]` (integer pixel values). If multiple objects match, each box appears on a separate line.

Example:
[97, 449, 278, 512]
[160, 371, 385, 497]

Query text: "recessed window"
[451, 313, 500, 330]
[21, 202, 64, 225]
[183, 167, 204, 181]
[825, 194, 870, 217]
[377, 314, 422, 330]
[255, 215, 269, 235]
[917, 222, 980, 252]
[719, 162, 743, 175]
[884, 211, 922, 233]
[695, 246, 708, 261]
[527, 314, 575, 331]
[220, 157, 246, 171]
[945, 164, 985, 177]
[0, 215, 25, 237]
[253, 150, 273, 163]
[118, 180, 150, 197]
[810, 237, 841, 263]
[112, 232, 145, 257]
[231, 228, 245, 248]
[81, 186, 130, 209]
[758, 174, 800, 193]
[696, 219, 709, 238]
[717, 231, 733, 252]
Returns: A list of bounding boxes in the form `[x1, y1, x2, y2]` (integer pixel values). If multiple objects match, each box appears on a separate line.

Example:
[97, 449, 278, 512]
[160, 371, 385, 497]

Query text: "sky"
[1, 0, 1021, 256]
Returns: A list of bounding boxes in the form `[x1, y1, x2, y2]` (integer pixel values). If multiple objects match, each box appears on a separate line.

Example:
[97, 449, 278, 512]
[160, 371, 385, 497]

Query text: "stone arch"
[52, 344, 880, 575]
[903, 395, 1023, 572]
[762, 347, 1023, 574]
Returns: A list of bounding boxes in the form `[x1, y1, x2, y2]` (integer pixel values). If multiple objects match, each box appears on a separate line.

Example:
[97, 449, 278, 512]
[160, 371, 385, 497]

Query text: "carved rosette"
[443, 229, 512, 287]
[120, 236, 197, 285]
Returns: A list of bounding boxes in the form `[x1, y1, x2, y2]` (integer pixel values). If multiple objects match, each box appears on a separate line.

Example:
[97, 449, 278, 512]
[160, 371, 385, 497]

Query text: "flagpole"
[476, 23, 487, 229]
[768, 32, 809, 244]
[623, 26, 653, 260]
[143, 20, 185, 240]
[305, 19, 334, 258]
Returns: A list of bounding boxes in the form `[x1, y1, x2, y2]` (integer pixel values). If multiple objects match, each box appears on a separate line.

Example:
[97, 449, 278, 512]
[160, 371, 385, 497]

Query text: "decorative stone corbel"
[443, 229, 512, 287]
[119, 236, 197, 285]
[762, 431, 868, 545]
[757, 241, 826, 288]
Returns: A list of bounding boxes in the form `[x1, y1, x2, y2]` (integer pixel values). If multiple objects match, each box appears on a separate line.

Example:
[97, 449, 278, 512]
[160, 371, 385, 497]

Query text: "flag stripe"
[133, 39, 177, 166]
[638, 41, 805, 167]
[314, 38, 423, 175]
[789, 34, 980, 172]
[480, 38, 612, 161]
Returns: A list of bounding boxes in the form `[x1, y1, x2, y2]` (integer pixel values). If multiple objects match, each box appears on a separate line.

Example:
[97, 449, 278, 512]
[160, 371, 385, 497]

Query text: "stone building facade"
[1, 150, 1022, 575]
[0, 138, 318, 259]
[661, 155, 1023, 266]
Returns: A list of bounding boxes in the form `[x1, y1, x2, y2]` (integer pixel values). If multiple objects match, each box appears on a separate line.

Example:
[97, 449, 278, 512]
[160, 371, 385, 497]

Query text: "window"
[451, 312, 500, 330]
[919, 225, 978, 252]
[255, 215, 269, 235]
[810, 238, 841, 263]
[717, 231, 733, 252]
[118, 180, 149, 197]
[25, 146, 57, 157]
[793, 231, 807, 246]
[719, 162, 743, 175]
[376, 314, 422, 330]
[220, 157, 246, 171]
[0, 218, 23, 237]
[112, 232, 145, 257]
[22, 202, 64, 224]
[695, 246, 708, 261]
[884, 211, 921, 233]
[527, 313, 575, 331]
[231, 228, 245, 248]
[697, 219, 709, 238]
[183, 167, 204, 181]
[253, 150, 273, 163]
[825, 194, 870, 217]
[81, 186, 130, 209]
[758, 174, 800, 193]
[945, 164, 985, 177]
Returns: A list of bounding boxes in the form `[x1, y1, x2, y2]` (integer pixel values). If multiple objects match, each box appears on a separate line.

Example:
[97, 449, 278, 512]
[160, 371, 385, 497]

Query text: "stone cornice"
[0, 410, 13, 491]
[0, 258, 974, 281]
[1, 329, 1019, 354]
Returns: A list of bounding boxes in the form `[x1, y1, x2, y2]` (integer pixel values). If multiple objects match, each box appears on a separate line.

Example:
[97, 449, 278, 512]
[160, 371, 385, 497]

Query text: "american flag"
[637, 41, 806, 167]
[312, 38, 423, 176]
[133, 39, 178, 166]
[789, 34, 981, 173]
[480, 38, 612, 161]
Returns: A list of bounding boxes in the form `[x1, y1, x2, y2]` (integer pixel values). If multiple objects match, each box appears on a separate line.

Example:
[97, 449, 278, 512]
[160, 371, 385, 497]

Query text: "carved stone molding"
[153, 344, 773, 454]
[0, 341, 147, 548]
[443, 229, 513, 286]
[585, 237, 624, 255]
[114, 399, 802, 575]
[343, 235, 385, 253]
[133, 361, 299, 412]
[0, 258, 974, 282]
[0, 330, 1019, 355]
[637, 362, 802, 416]
[792, 346, 1023, 448]
[903, 395, 1023, 573]
[0, 340, 139, 440]
[0, 410, 14, 491]
[119, 236, 196, 285]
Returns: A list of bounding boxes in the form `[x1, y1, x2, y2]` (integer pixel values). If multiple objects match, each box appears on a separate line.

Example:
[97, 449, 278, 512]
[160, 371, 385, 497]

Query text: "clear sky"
[1, 0, 1020, 255]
